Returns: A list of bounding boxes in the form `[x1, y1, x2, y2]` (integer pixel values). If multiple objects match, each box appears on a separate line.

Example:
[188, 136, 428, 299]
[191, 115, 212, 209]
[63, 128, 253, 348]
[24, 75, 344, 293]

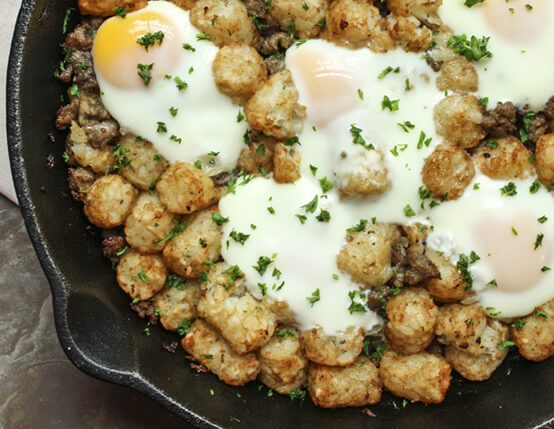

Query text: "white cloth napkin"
[1, 0, 24, 204]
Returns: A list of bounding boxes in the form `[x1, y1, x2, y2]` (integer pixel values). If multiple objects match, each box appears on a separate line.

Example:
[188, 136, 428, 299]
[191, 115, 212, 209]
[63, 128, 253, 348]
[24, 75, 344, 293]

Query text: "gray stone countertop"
[0, 195, 191, 428]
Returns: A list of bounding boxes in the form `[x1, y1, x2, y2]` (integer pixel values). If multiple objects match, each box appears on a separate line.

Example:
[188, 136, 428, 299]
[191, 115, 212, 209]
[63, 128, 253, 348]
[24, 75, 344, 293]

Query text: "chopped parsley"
[267, 206, 275, 214]
[116, 246, 129, 257]
[137, 63, 153, 86]
[174, 76, 188, 91]
[534, 234, 544, 250]
[478, 96, 489, 106]
[289, 389, 307, 400]
[169, 107, 178, 117]
[177, 318, 191, 336]
[319, 177, 333, 194]
[511, 320, 527, 330]
[182, 43, 196, 52]
[347, 291, 367, 314]
[302, 195, 318, 213]
[357, 89, 364, 100]
[212, 213, 229, 226]
[196, 32, 212, 41]
[350, 124, 374, 150]
[153, 220, 187, 245]
[346, 219, 368, 233]
[520, 112, 536, 143]
[378, 66, 400, 79]
[62, 8, 74, 34]
[295, 214, 307, 224]
[403, 204, 416, 217]
[283, 136, 300, 146]
[256, 144, 266, 155]
[534, 307, 548, 318]
[417, 130, 432, 149]
[309, 164, 318, 176]
[230, 230, 250, 245]
[500, 182, 517, 196]
[397, 121, 415, 133]
[258, 282, 268, 296]
[316, 209, 331, 222]
[538, 216, 548, 224]
[381, 95, 400, 112]
[137, 268, 148, 282]
[529, 180, 541, 194]
[156, 122, 167, 133]
[499, 340, 515, 350]
[485, 140, 498, 149]
[166, 274, 187, 290]
[464, 0, 485, 7]
[277, 329, 297, 339]
[115, 6, 127, 17]
[253, 256, 273, 275]
[447, 34, 492, 62]
[69, 83, 80, 98]
[306, 288, 320, 306]
[237, 110, 245, 123]
[137, 31, 164, 51]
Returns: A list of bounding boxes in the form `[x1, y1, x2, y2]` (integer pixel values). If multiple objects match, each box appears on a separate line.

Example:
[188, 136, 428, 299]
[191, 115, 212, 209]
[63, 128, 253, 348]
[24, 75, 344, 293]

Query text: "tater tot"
[512, 300, 554, 362]
[436, 57, 478, 93]
[269, 0, 329, 39]
[425, 249, 467, 302]
[152, 278, 201, 331]
[337, 223, 401, 288]
[237, 138, 275, 176]
[68, 121, 115, 174]
[387, 0, 442, 25]
[434, 95, 486, 149]
[116, 249, 167, 300]
[435, 304, 488, 354]
[244, 70, 306, 140]
[336, 149, 390, 197]
[444, 320, 509, 381]
[78, 0, 147, 16]
[473, 136, 534, 180]
[156, 162, 220, 215]
[303, 326, 364, 367]
[190, 0, 259, 47]
[380, 350, 452, 404]
[308, 357, 381, 408]
[387, 15, 432, 52]
[119, 134, 168, 191]
[535, 133, 554, 189]
[257, 327, 308, 394]
[273, 142, 301, 183]
[212, 43, 267, 102]
[421, 143, 475, 201]
[324, 0, 394, 52]
[385, 288, 439, 355]
[182, 320, 260, 386]
[124, 192, 176, 254]
[162, 206, 222, 279]
[197, 285, 276, 355]
[83, 174, 137, 229]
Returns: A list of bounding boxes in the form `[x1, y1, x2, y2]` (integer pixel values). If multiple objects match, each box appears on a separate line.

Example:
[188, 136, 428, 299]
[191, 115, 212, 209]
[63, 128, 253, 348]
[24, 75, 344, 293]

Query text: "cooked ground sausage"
[67, 167, 96, 202]
[481, 101, 518, 139]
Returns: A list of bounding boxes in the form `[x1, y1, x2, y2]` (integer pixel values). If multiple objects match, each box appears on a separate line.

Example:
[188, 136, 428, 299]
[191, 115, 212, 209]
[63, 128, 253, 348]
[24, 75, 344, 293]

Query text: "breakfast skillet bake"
[53, 0, 553, 408]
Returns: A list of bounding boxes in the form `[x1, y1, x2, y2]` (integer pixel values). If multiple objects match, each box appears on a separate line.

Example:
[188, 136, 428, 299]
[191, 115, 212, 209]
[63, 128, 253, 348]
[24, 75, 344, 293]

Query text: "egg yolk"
[292, 51, 359, 126]
[472, 210, 552, 293]
[484, 0, 549, 43]
[93, 9, 182, 89]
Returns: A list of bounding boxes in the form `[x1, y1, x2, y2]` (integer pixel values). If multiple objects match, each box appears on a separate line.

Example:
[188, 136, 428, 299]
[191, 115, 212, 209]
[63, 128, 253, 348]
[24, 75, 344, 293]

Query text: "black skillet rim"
[5, 1, 554, 428]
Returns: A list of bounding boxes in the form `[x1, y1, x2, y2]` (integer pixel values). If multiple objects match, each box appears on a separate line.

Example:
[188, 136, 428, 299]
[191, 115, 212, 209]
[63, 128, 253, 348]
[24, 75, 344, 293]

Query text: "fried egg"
[221, 39, 553, 333]
[93, 1, 247, 172]
[439, 0, 554, 108]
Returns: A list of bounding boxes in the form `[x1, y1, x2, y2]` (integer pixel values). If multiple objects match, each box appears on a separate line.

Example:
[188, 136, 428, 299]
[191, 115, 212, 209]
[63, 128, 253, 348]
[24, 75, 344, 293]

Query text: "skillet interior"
[6, 0, 554, 427]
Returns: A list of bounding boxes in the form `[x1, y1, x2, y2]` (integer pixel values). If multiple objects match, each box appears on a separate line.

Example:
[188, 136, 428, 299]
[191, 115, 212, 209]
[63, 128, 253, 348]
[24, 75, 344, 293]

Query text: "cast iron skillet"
[6, 1, 554, 427]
